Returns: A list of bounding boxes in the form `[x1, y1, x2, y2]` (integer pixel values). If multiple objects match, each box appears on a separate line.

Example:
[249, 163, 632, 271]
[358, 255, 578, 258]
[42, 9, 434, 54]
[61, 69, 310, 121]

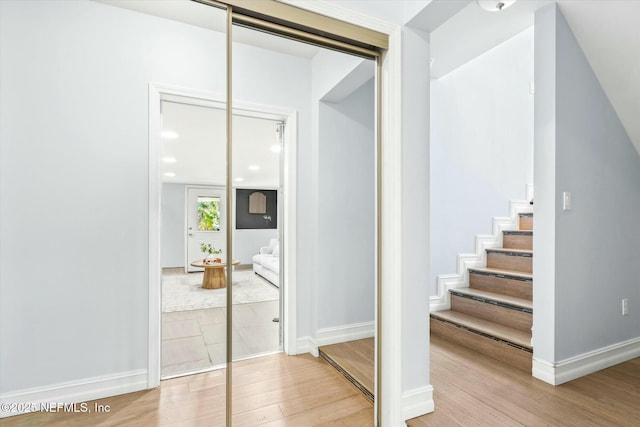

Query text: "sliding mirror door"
[230, 20, 378, 424]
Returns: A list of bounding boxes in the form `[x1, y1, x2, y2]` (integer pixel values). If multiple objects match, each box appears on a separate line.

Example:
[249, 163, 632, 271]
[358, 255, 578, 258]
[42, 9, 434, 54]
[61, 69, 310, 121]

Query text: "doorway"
[157, 94, 288, 379]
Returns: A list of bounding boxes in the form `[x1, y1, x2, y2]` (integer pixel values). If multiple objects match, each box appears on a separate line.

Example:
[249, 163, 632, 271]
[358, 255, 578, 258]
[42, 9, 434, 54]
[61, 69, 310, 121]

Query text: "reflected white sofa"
[252, 238, 279, 287]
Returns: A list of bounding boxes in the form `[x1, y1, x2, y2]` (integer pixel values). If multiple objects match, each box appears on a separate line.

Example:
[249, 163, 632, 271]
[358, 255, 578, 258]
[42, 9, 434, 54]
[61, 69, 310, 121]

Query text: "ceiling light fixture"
[248, 165, 260, 171]
[162, 156, 177, 163]
[270, 145, 282, 153]
[476, 0, 517, 12]
[161, 130, 179, 139]
[235, 177, 244, 182]
[163, 172, 176, 177]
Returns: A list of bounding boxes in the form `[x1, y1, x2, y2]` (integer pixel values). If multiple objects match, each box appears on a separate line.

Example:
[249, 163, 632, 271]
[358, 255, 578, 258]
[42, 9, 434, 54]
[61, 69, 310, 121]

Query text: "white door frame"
[148, 83, 297, 387]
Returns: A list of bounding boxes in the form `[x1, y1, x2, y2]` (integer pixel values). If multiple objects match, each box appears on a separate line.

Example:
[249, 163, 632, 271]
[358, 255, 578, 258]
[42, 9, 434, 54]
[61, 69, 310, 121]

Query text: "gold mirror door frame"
[198, 1, 387, 425]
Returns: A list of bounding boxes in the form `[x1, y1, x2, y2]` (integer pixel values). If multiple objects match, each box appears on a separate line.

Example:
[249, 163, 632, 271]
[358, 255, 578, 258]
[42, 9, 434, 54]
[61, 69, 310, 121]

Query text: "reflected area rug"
[162, 269, 278, 312]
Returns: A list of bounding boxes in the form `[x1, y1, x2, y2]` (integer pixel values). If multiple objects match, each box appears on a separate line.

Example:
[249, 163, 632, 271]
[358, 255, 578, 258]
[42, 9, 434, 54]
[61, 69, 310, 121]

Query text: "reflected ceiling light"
[163, 172, 176, 177]
[248, 165, 260, 171]
[270, 144, 282, 153]
[476, 0, 517, 12]
[161, 130, 179, 139]
[235, 177, 244, 182]
[162, 156, 177, 163]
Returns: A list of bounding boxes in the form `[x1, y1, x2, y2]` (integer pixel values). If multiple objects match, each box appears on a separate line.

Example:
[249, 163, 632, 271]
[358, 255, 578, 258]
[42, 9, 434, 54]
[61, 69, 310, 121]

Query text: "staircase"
[430, 212, 533, 372]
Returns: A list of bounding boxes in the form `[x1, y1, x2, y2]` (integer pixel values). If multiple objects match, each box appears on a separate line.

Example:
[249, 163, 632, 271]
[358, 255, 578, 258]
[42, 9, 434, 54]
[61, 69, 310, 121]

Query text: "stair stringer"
[430, 200, 533, 312]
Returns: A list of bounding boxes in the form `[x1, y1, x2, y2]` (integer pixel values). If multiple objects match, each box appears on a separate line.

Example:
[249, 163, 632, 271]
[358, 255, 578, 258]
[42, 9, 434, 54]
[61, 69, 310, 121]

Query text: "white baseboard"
[316, 321, 375, 347]
[402, 385, 434, 422]
[430, 197, 533, 312]
[533, 337, 640, 385]
[296, 322, 375, 358]
[0, 370, 148, 418]
[296, 336, 319, 357]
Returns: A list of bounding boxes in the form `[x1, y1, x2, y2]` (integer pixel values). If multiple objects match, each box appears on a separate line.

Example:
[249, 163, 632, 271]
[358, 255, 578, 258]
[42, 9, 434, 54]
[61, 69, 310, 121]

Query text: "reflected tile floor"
[161, 301, 280, 378]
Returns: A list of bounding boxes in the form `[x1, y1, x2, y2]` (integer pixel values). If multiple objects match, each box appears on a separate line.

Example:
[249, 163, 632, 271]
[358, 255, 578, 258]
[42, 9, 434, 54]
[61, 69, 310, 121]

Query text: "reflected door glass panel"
[198, 196, 221, 231]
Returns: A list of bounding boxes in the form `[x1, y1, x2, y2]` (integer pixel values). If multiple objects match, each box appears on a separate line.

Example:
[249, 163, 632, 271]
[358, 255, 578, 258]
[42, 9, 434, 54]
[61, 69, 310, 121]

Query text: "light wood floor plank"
[409, 335, 640, 427]
[3, 337, 640, 427]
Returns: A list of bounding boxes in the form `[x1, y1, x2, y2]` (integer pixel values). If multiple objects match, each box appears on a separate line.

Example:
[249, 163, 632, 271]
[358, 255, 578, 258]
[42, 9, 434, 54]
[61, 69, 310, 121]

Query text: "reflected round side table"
[190, 260, 240, 289]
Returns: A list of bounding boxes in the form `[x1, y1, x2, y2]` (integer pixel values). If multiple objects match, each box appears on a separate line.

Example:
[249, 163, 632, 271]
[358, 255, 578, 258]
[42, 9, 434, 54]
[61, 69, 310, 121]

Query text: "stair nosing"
[319, 349, 374, 402]
[468, 267, 533, 281]
[486, 248, 533, 258]
[486, 248, 532, 254]
[431, 310, 532, 350]
[503, 230, 533, 235]
[450, 288, 532, 311]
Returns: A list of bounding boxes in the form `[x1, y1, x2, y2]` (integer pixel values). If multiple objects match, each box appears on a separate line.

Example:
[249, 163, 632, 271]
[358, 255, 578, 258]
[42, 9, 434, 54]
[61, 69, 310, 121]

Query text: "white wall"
[234, 229, 279, 266]
[534, 4, 640, 374]
[401, 25, 432, 400]
[161, 183, 185, 268]
[310, 49, 376, 341]
[554, 6, 640, 361]
[532, 3, 557, 366]
[429, 27, 534, 295]
[0, 0, 311, 397]
[317, 80, 376, 331]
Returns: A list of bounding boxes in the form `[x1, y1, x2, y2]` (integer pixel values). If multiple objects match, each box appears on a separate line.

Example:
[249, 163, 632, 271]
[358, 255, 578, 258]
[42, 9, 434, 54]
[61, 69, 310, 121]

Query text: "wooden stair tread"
[503, 230, 533, 234]
[431, 310, 532, 350]
[469, 267, 532, 280]
[451, 287, 532, 310]
[319, 339, 374, 402]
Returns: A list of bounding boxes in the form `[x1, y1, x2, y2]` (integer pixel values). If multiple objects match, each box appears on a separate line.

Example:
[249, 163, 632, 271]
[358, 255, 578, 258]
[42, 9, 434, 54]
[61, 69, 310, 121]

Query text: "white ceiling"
[428, 0, 553, 78]
[161, 100, 282, 188]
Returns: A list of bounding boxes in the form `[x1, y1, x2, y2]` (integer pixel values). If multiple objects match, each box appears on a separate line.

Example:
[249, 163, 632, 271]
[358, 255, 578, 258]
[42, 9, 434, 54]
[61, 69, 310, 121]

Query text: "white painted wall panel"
[554, 7, 640, 360]
[161, 183, 186, 268]
[401, 26, 431, 395]
[532, 3, 558, 364]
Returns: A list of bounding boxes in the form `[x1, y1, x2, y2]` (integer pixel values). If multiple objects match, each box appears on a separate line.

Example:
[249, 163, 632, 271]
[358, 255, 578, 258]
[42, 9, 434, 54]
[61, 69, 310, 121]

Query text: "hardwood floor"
[0, 353, 373, 427]
[3, 335, 639, 426]
[408, 334, 640, 427]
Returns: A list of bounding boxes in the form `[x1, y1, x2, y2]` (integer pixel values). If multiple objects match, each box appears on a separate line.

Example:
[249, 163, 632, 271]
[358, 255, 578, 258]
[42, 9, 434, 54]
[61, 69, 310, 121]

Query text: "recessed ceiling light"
[161, 130, 179, 139]
[234, 177, 244, 182]
[162, 157, 177, 163]
[248, 165, 260, 171]
[164, 172, 176, 177]
[270, 145, 282, 153]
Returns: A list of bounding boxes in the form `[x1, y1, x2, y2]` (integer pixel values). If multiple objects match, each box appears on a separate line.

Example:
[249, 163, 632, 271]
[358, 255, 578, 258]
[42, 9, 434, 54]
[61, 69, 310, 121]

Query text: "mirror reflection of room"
[160, 100, 282, 378]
